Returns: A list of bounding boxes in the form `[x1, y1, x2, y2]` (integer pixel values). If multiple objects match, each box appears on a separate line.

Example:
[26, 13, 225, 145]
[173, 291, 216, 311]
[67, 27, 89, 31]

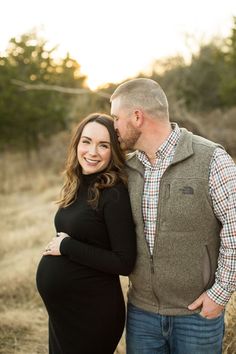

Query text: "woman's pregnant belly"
[36, 255, 118, 306]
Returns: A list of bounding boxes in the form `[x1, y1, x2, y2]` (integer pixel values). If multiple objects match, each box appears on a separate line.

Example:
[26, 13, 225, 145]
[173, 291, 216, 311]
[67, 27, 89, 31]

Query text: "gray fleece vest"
[126, 128, 222, 315]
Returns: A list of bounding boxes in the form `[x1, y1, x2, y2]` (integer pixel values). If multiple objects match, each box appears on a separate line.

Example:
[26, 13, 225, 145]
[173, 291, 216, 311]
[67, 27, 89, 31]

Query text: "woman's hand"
[43, 232, 70, 256]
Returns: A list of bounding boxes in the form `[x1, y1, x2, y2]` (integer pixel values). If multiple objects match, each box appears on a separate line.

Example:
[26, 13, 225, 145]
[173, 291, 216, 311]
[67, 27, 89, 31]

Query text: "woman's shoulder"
[101, 181, 129, 203]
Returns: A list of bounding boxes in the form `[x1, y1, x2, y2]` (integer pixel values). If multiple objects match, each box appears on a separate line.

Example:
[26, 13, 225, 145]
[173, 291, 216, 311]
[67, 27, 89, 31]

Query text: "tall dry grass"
[0, 126, 235, 353]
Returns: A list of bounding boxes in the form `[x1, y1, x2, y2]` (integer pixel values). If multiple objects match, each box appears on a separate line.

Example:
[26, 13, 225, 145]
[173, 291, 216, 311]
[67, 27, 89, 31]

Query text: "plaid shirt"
[137, 123, 236, 305]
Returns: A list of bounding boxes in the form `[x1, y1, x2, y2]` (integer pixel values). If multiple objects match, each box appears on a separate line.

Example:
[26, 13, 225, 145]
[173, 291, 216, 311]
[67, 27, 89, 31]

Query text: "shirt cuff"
[207, 283, 233, 306]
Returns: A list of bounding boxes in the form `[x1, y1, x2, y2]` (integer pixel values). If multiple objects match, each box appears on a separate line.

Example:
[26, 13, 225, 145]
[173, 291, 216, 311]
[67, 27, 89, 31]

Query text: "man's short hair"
[110, 78, 169, 119]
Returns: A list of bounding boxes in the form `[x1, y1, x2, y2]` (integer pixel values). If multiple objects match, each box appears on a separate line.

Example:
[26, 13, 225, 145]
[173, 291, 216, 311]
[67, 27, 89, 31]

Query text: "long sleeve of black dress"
[58, 182, 136, 276]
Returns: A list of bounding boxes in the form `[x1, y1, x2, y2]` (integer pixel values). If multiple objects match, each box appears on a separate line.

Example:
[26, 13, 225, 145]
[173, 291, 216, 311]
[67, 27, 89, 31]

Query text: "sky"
[1, 0, 236, 89]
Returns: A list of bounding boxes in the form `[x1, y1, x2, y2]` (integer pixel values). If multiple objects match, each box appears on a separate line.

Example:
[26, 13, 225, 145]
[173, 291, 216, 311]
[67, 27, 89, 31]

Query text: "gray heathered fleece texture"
[126, 128, 222, 315]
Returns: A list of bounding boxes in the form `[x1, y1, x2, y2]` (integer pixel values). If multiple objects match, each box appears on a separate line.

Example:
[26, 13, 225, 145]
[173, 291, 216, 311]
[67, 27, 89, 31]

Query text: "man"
[110, 78, 236, 354]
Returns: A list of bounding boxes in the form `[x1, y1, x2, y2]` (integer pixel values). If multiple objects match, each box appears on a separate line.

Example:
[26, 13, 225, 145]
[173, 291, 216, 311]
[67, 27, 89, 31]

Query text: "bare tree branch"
[11, 79, 111, 98]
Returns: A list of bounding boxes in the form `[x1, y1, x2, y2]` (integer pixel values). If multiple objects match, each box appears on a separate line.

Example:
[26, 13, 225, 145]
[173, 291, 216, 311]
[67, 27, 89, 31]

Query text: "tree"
[0, 30, 87, 150]
[220, 16, 236, 107]
[179, 42, 225, 112]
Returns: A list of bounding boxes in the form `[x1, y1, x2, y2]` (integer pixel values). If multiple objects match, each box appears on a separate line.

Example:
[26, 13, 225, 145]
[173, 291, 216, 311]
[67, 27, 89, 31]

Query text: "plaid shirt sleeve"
[207, 148, 236, 306]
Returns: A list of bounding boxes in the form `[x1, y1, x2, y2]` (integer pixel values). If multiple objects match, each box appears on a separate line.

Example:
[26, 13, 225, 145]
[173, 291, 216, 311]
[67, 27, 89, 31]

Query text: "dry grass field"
[0, 144, 235, 354]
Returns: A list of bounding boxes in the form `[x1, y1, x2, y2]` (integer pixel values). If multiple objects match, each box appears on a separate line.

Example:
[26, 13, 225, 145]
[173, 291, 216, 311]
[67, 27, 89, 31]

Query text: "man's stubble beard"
[120, 122, 141, 151]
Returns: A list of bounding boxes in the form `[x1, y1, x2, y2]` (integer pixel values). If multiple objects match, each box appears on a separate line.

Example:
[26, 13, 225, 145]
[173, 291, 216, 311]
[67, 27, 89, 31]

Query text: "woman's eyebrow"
[81, 135, 91, 140]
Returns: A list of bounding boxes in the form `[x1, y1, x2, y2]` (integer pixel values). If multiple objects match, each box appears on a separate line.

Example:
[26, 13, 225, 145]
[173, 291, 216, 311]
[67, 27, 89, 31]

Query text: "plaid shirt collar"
[137, 122, 181, 165]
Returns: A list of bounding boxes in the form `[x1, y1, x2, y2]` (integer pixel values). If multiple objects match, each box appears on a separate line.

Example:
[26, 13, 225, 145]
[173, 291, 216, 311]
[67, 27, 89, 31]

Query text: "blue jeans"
[126, 303, 224, 354]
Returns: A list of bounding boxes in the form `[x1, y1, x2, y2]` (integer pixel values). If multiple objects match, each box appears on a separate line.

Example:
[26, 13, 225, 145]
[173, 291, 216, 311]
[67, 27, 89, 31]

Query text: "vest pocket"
[152, 234, 213, 308]
[202, 245, 212, 290]
[159, 179, 209, 232]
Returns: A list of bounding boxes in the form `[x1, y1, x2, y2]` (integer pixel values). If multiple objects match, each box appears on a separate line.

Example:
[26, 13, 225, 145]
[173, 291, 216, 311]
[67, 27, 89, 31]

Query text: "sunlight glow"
[1, 0, 235, 89]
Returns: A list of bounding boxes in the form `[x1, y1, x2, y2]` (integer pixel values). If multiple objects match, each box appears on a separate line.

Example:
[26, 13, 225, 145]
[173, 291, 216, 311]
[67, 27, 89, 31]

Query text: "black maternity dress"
[36, 173, 136, 354]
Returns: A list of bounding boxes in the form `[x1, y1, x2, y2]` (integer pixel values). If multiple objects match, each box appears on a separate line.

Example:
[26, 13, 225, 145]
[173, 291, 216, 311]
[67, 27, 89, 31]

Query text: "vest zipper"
[150, 255, 154, 273]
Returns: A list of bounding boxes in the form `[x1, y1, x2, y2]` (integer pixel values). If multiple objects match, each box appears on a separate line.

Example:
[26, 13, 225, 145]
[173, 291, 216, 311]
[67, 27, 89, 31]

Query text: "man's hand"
[188, 292, 224, 319]
[43, 232, 70, 256]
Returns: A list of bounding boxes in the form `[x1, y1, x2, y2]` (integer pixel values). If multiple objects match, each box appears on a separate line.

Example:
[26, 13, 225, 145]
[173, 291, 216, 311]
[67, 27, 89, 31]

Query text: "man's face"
[111, 98, 141, 150]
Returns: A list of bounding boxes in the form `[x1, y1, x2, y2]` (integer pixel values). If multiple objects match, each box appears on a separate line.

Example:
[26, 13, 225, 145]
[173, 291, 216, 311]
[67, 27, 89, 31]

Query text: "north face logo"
[179, 186, 194, 195]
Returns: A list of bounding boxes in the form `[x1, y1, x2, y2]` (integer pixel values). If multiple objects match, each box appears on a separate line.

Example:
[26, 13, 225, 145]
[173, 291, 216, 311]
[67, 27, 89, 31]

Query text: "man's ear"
[133, 109, 144, 127]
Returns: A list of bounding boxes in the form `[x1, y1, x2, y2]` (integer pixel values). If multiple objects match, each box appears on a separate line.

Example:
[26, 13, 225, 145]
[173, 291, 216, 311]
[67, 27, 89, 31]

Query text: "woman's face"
[77, 122, 112, 175]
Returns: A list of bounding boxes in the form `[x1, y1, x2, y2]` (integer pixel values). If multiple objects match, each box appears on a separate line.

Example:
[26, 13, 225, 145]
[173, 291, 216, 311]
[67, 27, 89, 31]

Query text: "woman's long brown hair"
[57, 113, 127, 208]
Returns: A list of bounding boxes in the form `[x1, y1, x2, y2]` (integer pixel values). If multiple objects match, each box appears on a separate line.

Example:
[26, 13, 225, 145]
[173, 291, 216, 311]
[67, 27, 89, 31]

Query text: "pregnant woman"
[36, 113, 136, 354]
